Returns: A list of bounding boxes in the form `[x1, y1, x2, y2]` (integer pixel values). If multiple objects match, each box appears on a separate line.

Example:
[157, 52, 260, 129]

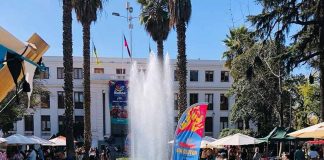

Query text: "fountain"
[129, 54, 174, 159]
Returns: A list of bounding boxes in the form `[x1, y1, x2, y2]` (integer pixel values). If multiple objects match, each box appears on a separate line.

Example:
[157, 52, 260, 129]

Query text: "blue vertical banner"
[109, 80, 128, 124]
[173, 103, 208, 160]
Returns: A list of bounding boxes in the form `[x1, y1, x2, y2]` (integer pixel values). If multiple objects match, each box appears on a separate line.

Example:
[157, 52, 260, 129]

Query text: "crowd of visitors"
[0, 145, 115, 160]
[199, 145, 323, 160]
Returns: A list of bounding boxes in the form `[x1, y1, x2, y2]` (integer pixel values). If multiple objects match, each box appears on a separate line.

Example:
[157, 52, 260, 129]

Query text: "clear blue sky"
[0, 0, 261, 60]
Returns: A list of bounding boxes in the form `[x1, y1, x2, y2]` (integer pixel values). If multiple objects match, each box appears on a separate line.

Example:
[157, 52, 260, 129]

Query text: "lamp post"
[112, 2, 137, 56]
[102, 90, 106, 136]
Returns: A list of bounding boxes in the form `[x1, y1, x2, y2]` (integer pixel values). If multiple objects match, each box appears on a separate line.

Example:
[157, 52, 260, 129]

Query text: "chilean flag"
[123, 35, 131, 58]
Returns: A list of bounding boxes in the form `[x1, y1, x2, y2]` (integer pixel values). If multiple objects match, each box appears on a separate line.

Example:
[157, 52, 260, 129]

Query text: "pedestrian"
[27, 145, 37, 160]
[201, 148, 208, 160]
[241, 148, 248, 160]
[100, 149, 107, 160]
[12, 149, 24, 160]
[294, 146, 305, 160]
[38, 146, 45, 160]
[308, 145, 319, 160]
[253, 147, 262, 160]
[89, 148, 96, 160]
[0, 150, 8, 160]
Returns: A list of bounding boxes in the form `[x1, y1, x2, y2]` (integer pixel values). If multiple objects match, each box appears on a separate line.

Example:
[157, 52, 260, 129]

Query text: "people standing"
[241, 148, 248, 160]
[201, 148, 208, 160]
[294, 146, 305, 160]
[27, 145, 37, 160]
[308, 146, 319, 160]
[253, 147, 262, 160]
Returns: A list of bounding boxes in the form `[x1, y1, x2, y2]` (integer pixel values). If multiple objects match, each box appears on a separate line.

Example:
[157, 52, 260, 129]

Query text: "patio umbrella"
[307, 140, 324, 145]
[288, 122, 324, 138]
[200, 136, 218, 148]
[0, 138, 7, 144]
[27, 136, 53, 145]
[211, 133, 261, 146]
[44, 136, 66, 146]
[5, 134, 37, 145]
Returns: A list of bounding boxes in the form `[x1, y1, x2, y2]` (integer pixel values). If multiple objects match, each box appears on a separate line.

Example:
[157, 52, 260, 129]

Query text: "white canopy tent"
[5, 134, 37, 145]
[169, 136, 220, 148]
[200, 136, 218, 148]
[27, 136, 53, 145]
[211, 133, 261, 146]
[0, 137, 7, 144]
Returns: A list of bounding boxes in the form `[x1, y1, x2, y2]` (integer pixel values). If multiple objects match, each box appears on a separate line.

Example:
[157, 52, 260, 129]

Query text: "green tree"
[72, 0, 106, 155]
[62, 0, 75, 157]
[248, 0, 324, 120]
[0, 81, 48, 134]
[168, 0, 191, 117]
[294, 80, 320, 129]
[138, 0, 170, 62]
[223, 27, 293, 136]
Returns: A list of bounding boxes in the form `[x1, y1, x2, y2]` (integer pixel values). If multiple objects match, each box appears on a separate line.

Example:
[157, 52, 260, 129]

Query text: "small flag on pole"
[123, 35, 131, 58]
[92, 41, 101, 65]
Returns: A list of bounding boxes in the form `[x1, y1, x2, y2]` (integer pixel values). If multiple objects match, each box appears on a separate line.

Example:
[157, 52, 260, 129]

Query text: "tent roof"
[211, 133, 262, 146]
[258, 127, 298, 142]
[5, 134, 37, 145]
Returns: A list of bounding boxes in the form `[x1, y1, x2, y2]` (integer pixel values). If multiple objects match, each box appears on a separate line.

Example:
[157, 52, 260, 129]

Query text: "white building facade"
[9, 56, 246, 147]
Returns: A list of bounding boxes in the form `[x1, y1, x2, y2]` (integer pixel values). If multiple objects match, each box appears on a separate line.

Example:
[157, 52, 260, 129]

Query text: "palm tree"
[168, 0, 191, 116]
[62, 0, 75, 158]
[138, 0, 170, 62]
[72, 0, 105, 154]
[223, 26, 255, 69]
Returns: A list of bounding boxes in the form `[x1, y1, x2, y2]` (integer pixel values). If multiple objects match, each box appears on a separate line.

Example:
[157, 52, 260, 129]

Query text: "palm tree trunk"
[63, 0, 75, 158]
[319, 0, 324, 121]
[176, 21, 187, 117]
[157, 40, 164, 62]
[82, 23, 92, 155]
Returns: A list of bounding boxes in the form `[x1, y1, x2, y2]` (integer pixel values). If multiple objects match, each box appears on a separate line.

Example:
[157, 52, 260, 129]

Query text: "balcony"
[24, 131, 34, 136]
[91, 74, 129, 81]
[41, 131, 51, 136]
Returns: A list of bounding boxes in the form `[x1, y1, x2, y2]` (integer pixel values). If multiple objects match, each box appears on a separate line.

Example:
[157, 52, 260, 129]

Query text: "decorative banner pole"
[173, 103, 208, 160]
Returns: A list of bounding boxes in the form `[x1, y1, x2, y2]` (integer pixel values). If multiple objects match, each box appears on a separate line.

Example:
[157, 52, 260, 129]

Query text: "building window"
[116, 68, 126, 74]
[58, 116, 65, 133]
[220, 117, 228, 130]
[190, 70, 199, 81]
[221, 71, 229, 82]
[41, 93, 50, 108]
[58, 91, 65, 109]
[24, 115, 34, 132]
[205, 94, 213, 110]
[220, 94, 229, 110]
[8, 122, 17, 134]
[205, 117, 213, 133]
[41, 115, 51, 131]
[94, 68, 104, 74]
[189, 93, 198, 105]
[35, 67, 49, 79]
[174, 70, 178, 81]
[237, 120, 244, 130]
[74, 116, 84, 138]
[74, 68, 83, 79]
[57, 67, 64, 79]
[205, 71, 214, 82]
[174, 93, 178, 110]
[138, 69, 146, 73]
[74, 92, 84, 109]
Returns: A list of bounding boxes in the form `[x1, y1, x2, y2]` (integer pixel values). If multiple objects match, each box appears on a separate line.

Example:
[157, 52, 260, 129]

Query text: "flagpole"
[122, 33, 124, 74]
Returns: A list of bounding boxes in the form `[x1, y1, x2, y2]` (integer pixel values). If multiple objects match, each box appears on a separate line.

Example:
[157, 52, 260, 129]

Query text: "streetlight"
[112, 2, 138, 56]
